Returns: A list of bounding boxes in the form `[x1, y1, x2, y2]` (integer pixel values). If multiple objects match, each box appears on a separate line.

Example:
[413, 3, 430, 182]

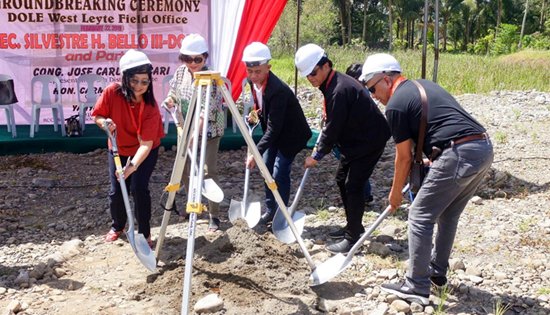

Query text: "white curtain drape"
[209, 0, 246, 76]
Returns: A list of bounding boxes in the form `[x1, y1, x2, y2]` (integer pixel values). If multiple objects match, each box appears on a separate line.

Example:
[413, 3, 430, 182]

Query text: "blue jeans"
[108, 147, 159, 239]
[263, 147, 296, 214]
[405, 139, 493, 295]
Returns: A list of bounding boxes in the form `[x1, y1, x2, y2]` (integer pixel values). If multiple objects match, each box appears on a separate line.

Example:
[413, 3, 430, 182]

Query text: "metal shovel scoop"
[102, 119, 157, 272]
[165, 104, 224, 203]
[272, 128, 323, 243]
[228, 115, 261, 228]
[310, 205, 391, 286]
[271, 168, 309, 243]
[186, 149, 224, 203]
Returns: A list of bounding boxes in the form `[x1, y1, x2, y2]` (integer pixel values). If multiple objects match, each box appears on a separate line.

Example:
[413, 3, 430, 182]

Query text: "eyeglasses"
[307, 66, 320, 77]
[130, 78, 151, 86]
[367, 76, 385, 93]
[182, 55, 204, 64]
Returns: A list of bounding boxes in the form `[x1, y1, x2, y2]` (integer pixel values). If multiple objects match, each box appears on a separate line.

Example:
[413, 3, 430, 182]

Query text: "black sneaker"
[365, 195, 374, 204]
[326, 239, 354, 254]
[381, 281, 430, 305]
[430, 275, 447, 287]
[328, 228, 346, 240]
[259, 211, 275, 225]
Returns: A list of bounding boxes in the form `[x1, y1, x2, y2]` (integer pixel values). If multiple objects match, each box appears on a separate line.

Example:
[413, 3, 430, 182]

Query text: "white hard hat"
[119, 49, 151, 73]
[359, 53, 402, 82]
[242, 42, 271, 66]
[180, 34, 208, 55]
[294, 44, 326, 77]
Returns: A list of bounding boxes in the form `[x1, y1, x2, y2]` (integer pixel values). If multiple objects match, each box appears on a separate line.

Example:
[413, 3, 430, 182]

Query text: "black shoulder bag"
[409, 80, 428, 193]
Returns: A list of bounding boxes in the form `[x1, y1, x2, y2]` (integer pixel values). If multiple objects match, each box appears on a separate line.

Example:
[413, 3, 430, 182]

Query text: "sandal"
[147, 236, 153, 249]
[208, 217, 221, 232]
[105, 229, 123, 242]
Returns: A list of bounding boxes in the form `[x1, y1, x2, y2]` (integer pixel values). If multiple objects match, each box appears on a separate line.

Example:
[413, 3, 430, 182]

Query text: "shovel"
[272, 128, 323, 243]
[228, 115, 261, 228]
[271, 168, 309, 243]
[102, 119, 157, 272]
[309, 205, 391, 286]
[186, 148, 224, 203]
[163, 104, 224, 203]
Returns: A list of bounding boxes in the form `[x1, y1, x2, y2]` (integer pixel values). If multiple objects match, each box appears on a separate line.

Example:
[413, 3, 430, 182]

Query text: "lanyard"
[322, 70, 336, 120]
[127, 101, 145, 141]
[251, 73, 269, 114]
[390, 75, 407, 97]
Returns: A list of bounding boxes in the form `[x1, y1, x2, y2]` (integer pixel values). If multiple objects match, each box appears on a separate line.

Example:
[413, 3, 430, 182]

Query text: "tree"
[334, 0, 352, 44]
[519, 0, 530, 48]
[440, 0, 462, 51]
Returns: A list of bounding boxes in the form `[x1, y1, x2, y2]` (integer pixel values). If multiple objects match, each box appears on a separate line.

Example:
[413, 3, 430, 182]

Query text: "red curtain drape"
[226, 0, 287, 101]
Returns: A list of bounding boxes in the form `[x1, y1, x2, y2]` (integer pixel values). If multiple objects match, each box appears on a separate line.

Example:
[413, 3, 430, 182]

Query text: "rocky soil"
[1, 89, 550, 315]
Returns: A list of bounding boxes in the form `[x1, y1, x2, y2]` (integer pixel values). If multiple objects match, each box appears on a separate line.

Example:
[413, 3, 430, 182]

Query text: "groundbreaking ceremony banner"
[0, 0, 209, 125]
[0, 0, 287, 128]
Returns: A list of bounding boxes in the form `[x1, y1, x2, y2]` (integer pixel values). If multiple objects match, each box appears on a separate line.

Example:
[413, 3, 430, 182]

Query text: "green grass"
[493, 298, 511, 315]
[537, 287, 550, 295]
[493, 131, 508, 144]
[434, 284, 453, 314]
[518, 217, 535, 233]
[271, 48, 550, 95]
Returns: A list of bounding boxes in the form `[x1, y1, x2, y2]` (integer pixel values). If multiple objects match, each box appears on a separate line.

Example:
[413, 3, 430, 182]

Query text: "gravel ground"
[0, 89, 549, 315]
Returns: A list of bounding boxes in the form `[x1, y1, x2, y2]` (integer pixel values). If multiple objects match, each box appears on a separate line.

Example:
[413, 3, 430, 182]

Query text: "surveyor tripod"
[156, 71, 322, 314]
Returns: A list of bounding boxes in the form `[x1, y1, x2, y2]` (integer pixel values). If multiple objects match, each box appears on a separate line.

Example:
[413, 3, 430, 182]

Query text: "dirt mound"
[136, 220, 312, 313]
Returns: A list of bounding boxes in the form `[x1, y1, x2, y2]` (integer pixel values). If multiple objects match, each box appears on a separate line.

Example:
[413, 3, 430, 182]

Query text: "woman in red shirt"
[92, 49, 165, 246]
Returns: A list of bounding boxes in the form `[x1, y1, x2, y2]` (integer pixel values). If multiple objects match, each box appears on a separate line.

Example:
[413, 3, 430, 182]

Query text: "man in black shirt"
[295, 44, 391, 254]
[360, 53, 494, 305]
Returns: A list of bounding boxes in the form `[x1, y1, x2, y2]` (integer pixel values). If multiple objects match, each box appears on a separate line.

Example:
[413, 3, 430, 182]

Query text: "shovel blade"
[309, 253, 352, 286]
[228, 199, 243, 224]
[228, 199, 262, 229]
[126, 230, 157, 272]
[272, 210, 306, 244]
[202, 178, 224, 203]
[134, 233, 157, 272]
[243, 200, 261, 228]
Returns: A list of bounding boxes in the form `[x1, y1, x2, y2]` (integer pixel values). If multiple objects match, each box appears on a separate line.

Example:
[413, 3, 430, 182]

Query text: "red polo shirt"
[92, 83, 164, 156]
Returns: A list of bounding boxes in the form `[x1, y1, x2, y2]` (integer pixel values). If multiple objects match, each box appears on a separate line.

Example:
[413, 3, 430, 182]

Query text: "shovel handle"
[345, 205, 392, 259]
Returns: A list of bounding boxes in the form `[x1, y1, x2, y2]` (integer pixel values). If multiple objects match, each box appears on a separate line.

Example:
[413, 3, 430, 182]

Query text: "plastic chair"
[30, 75, 66, 137]
[0, 74, 18, 137]
[162, 74, 174, 134]
[77, 74, 106, 132]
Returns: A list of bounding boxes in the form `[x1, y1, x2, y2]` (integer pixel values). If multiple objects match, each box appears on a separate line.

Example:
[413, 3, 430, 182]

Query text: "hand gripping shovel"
[102, 119, 157, 272]
[272, 129, 324, 244]
[228, 113, 261, 228]
[309, 205, 392, 286]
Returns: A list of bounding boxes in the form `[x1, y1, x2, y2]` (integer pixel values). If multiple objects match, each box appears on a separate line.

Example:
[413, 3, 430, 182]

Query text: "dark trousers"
[108, 147, 159, 238]
[335, 148, 384, 242]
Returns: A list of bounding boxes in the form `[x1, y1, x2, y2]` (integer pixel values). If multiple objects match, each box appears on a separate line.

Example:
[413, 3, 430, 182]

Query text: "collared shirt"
[253, 83, 263, 112]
